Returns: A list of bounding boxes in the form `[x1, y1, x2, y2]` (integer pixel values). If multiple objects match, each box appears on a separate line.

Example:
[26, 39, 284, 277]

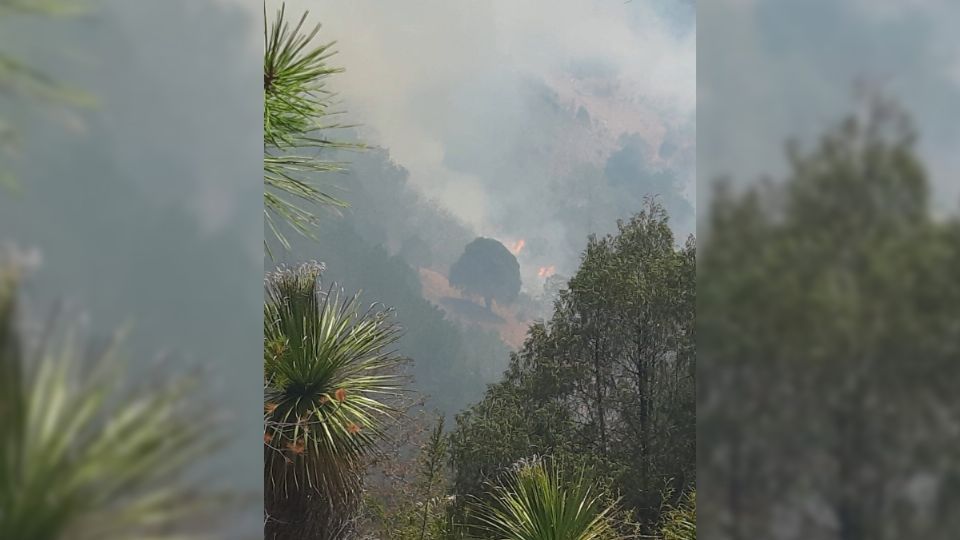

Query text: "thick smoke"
[267, 0, 696, 281]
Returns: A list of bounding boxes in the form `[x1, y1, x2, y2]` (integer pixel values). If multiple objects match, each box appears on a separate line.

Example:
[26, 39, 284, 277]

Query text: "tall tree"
[451, 203, 695, 534]
[698, 103, 960, 539]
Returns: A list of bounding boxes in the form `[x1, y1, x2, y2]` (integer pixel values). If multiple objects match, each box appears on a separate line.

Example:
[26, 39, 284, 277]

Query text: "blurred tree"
[698, 102, 960, 539]
[449, 237, 521, 310]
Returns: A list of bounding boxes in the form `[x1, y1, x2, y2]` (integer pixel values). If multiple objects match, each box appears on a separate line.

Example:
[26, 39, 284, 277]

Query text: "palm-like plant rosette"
[263, 5, 359, 250]
[264, 262, 404, 497]
[0, 268, 220, 540]
[472, 458, 620, 540]
[660, 490, 696, 540]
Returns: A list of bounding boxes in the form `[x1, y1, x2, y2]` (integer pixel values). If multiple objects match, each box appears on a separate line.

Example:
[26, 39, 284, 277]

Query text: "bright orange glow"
[509, 239, 526, 255]
[538, 265, 556, 278]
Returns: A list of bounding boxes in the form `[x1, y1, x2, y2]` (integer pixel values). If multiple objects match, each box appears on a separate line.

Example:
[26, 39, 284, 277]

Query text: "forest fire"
[508, 239, 526, 255]
[537, 265, 556, 278]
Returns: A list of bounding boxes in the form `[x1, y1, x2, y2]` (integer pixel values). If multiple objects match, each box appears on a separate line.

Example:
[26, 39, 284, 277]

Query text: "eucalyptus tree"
[452, 203, 696, 534]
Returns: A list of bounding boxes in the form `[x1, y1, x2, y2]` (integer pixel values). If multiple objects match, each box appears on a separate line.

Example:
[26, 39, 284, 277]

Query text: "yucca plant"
[263, 3, 359, 252]
[471, 459, 619, 540]
[264, 262, 404, 539]
[660, 490, 695, 540]
[0, 267, 222, 539]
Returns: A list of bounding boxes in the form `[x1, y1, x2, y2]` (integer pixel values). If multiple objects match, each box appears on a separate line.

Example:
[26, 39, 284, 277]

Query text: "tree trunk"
[592, 330, 607, 456]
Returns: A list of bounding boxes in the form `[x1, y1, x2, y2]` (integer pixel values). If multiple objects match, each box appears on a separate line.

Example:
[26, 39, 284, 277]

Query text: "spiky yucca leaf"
[660, 490, 695, 540]
[264, 262, 404, 539]
[263, 4, 359, 252]
[0, 270, 221, 540]
[472, 459, 619, 540]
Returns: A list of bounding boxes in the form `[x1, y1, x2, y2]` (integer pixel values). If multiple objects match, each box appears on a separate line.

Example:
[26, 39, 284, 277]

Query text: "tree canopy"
[448, 237, 522, 310]
[698, 103, 960, 539]
[451, 203, 695, 535]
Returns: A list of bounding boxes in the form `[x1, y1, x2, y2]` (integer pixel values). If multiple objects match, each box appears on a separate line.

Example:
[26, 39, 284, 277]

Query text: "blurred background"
[698, 1, 960, 539]
[6, 0, 960, 537]
[0, 0, 262, 538]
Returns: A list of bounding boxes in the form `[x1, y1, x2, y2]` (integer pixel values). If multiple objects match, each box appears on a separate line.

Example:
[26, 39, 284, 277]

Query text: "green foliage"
[274, 216, 511, 416]
[470, 458, 619, 540]
[362, 415, 456, 540]
[264, 262, 405, 539]
[263, 3, 358, 251]
[0, 268, 222, 540]
[416, 417, 451, 540]
[449, 237, 522, 310]
[698, 102, 960, 538]
[659, 490, 695, 540]
[452, 203, 695, 534]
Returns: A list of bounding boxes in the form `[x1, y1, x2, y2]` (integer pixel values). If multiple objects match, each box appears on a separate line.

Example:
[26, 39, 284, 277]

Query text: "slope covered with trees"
[450, 202, 696, 536]
[262, 3, 697, 538]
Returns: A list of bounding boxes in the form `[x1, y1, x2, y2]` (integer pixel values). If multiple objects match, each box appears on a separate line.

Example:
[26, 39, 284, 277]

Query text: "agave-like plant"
[264, 262, 404, 539]
[472, 459, 619, 540]
[263, 3, 359, 251]
[660, 490, 695, 540]
[0, 267, 221, 540]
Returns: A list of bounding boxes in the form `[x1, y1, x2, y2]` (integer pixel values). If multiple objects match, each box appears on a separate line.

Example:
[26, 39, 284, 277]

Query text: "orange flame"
[509, 239, 526, 256]
[538, 266, 556, 278]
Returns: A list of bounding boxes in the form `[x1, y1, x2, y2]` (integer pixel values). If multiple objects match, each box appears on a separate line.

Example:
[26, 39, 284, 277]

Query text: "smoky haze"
[269, 0, 696, 283]
[0, 0, 262, 535]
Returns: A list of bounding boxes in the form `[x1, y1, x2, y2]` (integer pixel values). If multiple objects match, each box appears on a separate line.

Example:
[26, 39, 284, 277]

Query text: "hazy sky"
[263, 0, 696, 242]
[700, 0, 960, 212]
